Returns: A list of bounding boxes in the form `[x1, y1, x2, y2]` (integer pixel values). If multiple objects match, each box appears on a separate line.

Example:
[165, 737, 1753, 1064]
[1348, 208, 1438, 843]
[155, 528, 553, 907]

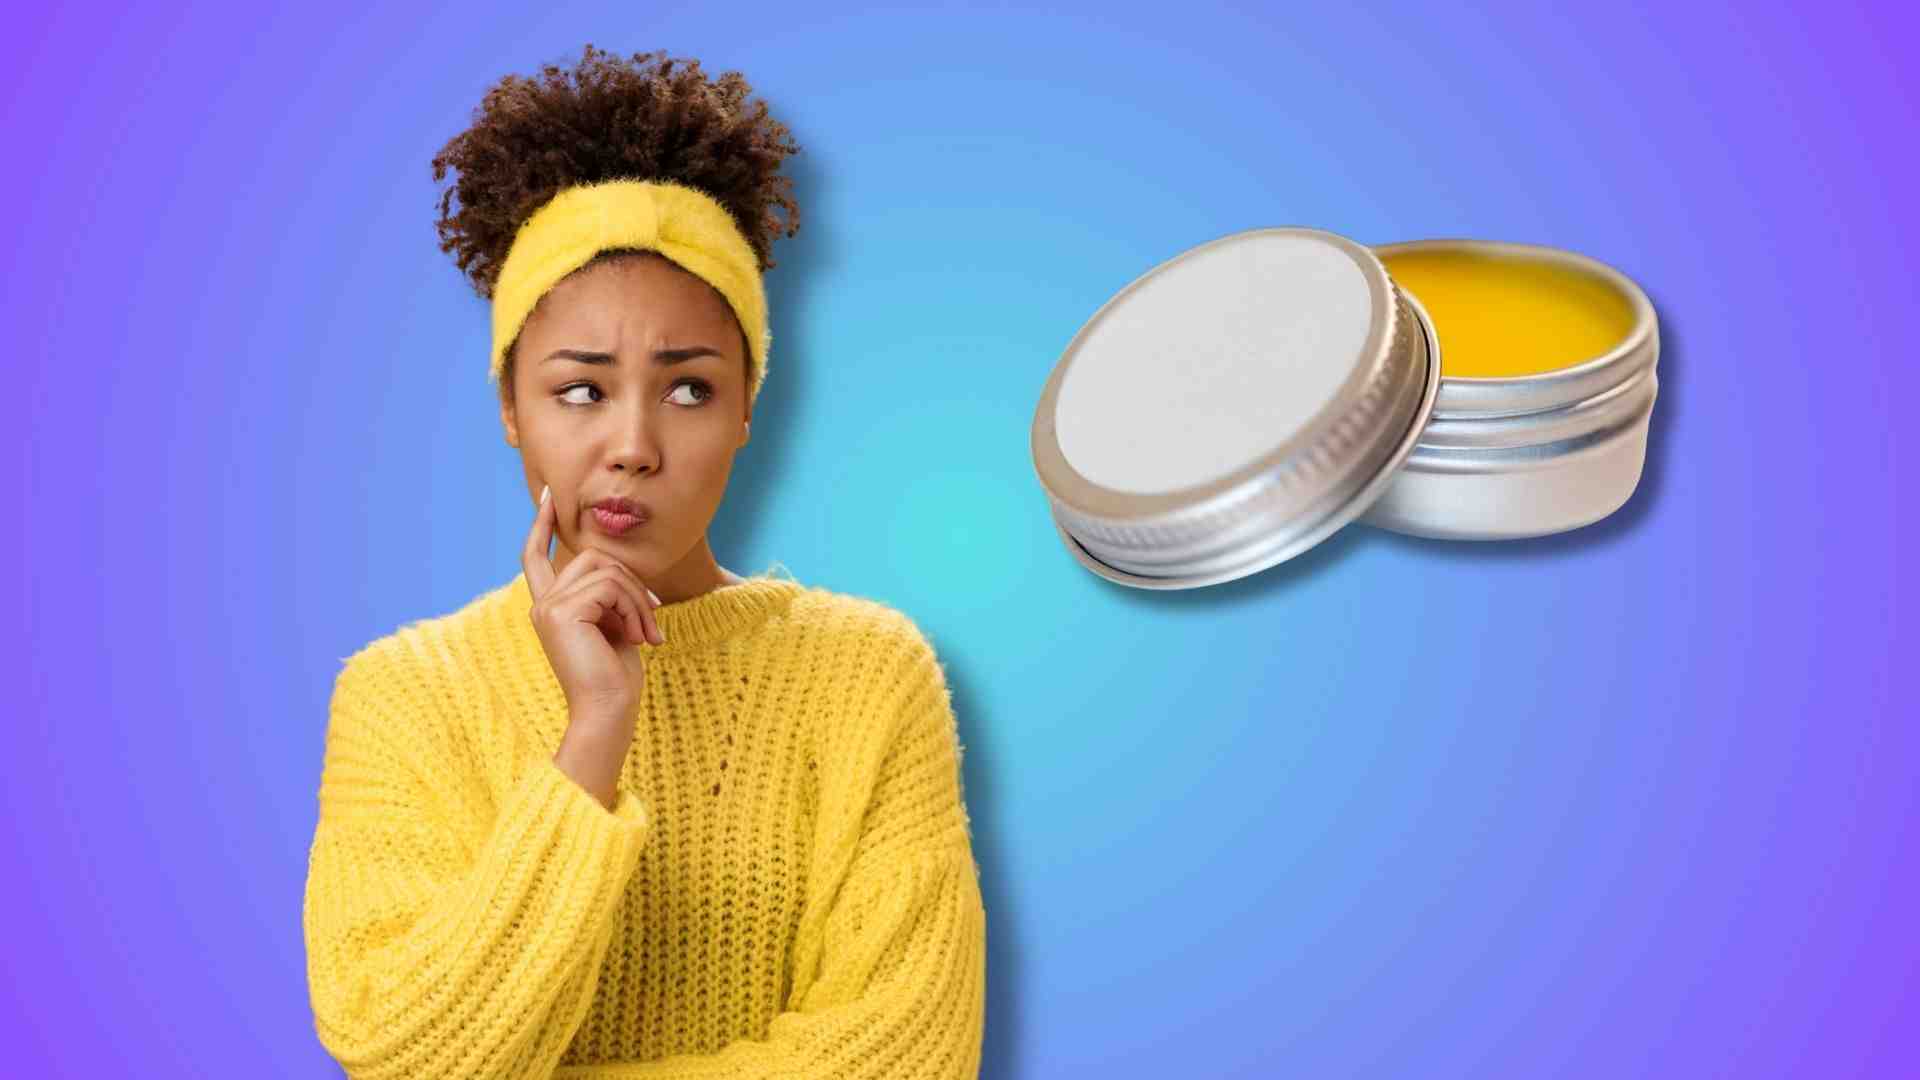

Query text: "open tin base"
[1362, 238, 1661, 541]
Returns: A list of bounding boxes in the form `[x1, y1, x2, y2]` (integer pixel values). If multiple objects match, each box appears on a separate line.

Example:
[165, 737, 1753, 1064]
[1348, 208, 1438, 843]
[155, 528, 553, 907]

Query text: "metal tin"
[1031, 227, 1441, 590]
[1359, 239, 1660, 540]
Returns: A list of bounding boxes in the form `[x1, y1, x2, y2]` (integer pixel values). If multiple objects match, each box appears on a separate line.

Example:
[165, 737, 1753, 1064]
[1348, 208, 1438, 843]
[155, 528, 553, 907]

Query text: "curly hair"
[431, 45, 801, 401]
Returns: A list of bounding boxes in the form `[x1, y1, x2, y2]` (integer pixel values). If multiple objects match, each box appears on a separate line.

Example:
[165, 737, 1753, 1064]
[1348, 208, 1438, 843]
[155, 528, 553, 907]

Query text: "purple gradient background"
[4, 2, 1914, 1076]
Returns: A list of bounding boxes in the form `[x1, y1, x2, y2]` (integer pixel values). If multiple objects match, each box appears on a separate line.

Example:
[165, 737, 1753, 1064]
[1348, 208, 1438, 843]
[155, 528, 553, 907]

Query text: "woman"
[302, 46, 987, 1079]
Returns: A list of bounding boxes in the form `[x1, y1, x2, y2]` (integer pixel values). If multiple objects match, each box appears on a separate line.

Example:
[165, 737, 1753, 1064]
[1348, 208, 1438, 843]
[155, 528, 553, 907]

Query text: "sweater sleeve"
[303, 646, 654, 1080]
[551, 631, 988, 1080]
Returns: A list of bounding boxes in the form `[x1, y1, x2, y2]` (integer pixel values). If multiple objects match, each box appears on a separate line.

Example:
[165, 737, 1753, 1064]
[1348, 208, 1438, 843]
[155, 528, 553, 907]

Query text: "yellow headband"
[489, 179, 769, 404]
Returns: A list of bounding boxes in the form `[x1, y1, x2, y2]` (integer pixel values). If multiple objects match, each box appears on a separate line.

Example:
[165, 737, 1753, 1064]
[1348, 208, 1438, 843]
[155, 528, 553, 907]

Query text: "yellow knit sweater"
[302, 569, 986, 1078]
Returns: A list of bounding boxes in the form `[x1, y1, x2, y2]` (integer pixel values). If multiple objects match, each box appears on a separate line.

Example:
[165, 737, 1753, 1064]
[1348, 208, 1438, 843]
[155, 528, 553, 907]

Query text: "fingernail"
[648, 589, 662, 606]
[539, 485, 549, 504]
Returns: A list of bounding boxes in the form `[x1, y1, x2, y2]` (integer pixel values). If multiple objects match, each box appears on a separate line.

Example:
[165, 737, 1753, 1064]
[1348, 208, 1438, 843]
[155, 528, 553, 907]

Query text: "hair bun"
[431, 45, 802, 302]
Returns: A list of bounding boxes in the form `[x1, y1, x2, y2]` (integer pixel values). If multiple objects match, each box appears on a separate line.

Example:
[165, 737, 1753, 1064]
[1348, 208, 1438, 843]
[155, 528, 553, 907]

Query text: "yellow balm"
[1379, 247, 1638, 378]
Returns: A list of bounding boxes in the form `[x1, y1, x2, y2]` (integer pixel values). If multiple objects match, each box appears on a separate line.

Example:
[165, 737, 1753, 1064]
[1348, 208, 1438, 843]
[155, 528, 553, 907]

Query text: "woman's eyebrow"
[542, 346, 721, 366]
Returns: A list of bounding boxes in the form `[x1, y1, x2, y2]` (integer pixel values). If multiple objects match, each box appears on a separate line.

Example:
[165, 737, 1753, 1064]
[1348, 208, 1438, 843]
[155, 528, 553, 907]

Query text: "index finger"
[521, 484, 558, 598]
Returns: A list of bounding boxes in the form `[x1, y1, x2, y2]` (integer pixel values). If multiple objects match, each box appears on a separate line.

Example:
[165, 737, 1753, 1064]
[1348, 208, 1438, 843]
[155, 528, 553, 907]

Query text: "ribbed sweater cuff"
[523, 755, 652, 874]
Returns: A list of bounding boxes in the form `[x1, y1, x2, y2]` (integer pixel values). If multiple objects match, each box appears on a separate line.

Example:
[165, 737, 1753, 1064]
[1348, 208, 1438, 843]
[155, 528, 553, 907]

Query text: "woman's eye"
[667, 380, 713, 406]
[559, 384, 600, 406]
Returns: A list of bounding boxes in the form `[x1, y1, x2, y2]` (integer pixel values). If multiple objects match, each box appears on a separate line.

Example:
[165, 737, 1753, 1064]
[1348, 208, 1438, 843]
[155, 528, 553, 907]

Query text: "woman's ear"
[501, 397, 520, 449]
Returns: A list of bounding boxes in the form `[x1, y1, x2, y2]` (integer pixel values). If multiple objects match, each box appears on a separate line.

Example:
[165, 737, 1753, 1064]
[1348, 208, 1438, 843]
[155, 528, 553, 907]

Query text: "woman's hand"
[523, 484, 665, 726]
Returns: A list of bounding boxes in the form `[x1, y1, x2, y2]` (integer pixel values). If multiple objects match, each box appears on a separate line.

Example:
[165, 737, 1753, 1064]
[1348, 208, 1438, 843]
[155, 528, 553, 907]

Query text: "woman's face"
[501, 252, 751, 588]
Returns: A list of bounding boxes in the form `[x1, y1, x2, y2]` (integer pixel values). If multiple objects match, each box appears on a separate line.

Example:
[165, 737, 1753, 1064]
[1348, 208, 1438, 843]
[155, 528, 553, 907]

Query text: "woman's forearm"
[553, 712, 633, 811]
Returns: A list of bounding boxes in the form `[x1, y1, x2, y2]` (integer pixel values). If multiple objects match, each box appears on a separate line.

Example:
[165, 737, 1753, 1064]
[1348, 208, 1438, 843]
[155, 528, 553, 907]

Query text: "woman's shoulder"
[340, 581, 504, 667]
[782, 586, 961, 774]
[783, 582, 942, 663]
[330, 582, 518, 727]
[322, 587, 531, 820]
[779, 584, 952, 718]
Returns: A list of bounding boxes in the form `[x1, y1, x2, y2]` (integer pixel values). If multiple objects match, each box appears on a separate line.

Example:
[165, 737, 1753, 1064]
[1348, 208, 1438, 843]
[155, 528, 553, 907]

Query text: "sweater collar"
[503, 565, 804, 656]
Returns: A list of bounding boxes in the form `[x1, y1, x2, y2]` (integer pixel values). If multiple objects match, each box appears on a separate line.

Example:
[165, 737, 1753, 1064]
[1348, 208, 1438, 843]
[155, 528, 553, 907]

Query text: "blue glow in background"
[4, 2, 1914, 1075]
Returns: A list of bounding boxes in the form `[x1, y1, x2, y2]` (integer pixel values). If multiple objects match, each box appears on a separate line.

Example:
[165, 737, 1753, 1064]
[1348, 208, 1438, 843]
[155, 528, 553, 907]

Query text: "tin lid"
[1030, 226, 1441, 589]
